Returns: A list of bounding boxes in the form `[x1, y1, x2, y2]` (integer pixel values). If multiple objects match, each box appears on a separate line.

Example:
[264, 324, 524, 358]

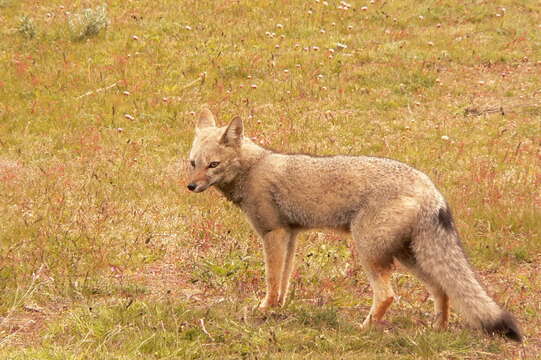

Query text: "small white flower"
[361, 6, 368, 11]
[123, 91, 130, 96]
[131, 35, 139, 40]
[336, 42, 348, 49]
[184, 25, 192, 31]
[441, 135, 449, 141]
[276, 23, 284, 29]
[124, 114, 135, 120]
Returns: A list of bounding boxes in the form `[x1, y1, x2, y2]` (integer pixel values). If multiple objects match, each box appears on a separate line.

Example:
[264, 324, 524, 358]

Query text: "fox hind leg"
[395, 250, 449, 330]
[351, 200, 421, 329]
[360, 264, 395, 329]
[351, 218, 396, 329]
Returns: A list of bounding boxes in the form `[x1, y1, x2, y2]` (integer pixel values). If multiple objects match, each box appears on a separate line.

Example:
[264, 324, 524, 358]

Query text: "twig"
[181, 73, 206, 91]
[464, 102, 539, 117]
[76, 82, 118, 100]
[0, 329, 20, 348]
[199, 318, 214, 341]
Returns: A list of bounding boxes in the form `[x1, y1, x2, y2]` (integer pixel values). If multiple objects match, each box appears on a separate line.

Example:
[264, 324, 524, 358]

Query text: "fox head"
[187, 109, 244, 193]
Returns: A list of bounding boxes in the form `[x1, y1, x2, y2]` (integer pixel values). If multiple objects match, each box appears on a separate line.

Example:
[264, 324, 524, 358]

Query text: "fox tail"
[413, 204, 522, 342]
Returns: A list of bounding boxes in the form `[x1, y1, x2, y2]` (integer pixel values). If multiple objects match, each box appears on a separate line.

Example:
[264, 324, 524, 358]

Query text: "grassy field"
[1, 0, 540, 358]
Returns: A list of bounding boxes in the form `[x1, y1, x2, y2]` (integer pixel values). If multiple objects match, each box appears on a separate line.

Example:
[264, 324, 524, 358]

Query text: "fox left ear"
[220, 116, 243, 148]
[196, 108, 216, 130]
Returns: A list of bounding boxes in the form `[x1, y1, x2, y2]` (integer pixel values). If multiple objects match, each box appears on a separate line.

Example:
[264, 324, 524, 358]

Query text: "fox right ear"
[220, 116, 243, 148]
[196, 108, 216, 130]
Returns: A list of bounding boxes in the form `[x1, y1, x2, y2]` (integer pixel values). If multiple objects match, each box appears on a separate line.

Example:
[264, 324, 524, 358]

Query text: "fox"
[187, 108, 522, 342]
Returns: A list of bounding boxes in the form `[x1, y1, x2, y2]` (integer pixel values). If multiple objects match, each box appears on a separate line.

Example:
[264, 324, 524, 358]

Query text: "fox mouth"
[192, 185, 208, 193]
[187, 181, 214, 193]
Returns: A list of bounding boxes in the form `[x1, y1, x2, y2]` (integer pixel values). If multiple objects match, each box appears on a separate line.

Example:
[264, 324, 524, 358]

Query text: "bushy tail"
[413, 205, 522, 342]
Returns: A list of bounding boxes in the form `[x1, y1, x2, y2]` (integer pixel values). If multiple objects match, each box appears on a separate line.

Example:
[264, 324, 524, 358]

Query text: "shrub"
[68, 5, 109, 41]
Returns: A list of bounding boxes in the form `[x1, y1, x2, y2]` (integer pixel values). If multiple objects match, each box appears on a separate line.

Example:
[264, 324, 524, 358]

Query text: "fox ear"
[220, 116, 243, 147]
[196, 108, 216, 130]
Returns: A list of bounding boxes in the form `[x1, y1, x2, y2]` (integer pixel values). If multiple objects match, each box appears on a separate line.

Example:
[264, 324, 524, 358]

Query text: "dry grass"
[0, 0, 540, 358]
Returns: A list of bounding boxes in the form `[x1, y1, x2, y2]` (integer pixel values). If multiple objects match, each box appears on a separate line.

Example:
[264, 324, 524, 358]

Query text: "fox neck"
[215, 140, 268, 205]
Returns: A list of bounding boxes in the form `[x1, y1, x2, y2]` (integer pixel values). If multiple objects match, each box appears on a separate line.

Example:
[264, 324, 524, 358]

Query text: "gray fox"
[187, 108, 522, 342]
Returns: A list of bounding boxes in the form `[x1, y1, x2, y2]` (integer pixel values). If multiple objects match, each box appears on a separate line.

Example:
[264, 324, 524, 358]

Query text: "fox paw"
[257, 297, 279, 311]
[361, 317, 393, 331]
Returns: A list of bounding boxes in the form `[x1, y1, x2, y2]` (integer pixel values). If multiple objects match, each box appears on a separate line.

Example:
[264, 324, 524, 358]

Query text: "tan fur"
[187, 109, 522, 341]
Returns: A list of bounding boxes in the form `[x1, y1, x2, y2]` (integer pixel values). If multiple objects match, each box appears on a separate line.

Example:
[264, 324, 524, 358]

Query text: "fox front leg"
[259, 228, 291, 309]
[277, 232, 298, 307]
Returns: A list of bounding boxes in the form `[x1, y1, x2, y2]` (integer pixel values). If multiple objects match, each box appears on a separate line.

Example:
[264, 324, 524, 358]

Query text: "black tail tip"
[483, 311, 523, 342]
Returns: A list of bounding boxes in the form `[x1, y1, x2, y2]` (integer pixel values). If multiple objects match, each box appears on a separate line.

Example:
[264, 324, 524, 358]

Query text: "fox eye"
[208, 161, 220, 168]
[190, 160, 195, 167]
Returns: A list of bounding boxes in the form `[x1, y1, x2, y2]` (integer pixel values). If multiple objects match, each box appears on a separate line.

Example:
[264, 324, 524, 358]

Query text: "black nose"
[187, 183, 197, 191]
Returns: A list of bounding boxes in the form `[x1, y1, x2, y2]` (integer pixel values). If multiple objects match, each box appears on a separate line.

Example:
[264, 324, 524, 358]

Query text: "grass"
[0, 0, 540, 358]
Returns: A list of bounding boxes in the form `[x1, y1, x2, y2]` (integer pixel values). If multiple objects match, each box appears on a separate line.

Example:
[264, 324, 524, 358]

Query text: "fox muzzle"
[186, 180, 212, 193]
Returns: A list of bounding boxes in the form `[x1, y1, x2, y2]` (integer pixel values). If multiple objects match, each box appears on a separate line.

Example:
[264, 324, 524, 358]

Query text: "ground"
[0, 0, 540, 359]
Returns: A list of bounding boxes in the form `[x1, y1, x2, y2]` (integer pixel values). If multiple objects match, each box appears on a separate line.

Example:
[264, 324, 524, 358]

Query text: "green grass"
[1, 0, 540, 358]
